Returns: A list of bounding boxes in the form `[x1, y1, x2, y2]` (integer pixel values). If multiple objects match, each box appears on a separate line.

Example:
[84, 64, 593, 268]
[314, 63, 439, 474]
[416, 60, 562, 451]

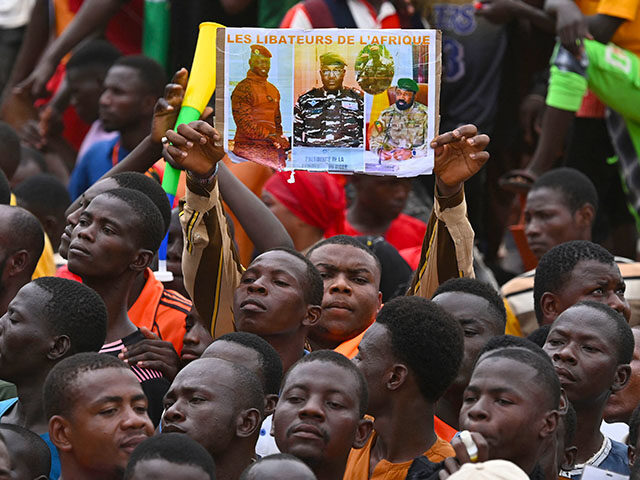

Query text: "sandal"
[498, 169, 538, 194]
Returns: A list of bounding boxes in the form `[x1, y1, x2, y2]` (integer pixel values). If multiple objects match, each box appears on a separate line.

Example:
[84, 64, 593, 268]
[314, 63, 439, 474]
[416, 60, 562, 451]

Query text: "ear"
[558, 388, 569, 415]
[49, 416, 73, 451]
[386, 364, 408, 392]
[48, 335, 71, 361]
[130, 249, 154, 272]
[236, 408, 261, 438]
[5, 250, 29, 278]
[540, 292, 560, 326]
[352, 417, 374, 449]
[629, 444, 637, 467]
[562, 446, 578, 471]
[574, 204, 595, 230]
[376, 292, 382, 313]
[611, 364, 632, 393]
[302, 305, 322, 328]
[264, 394, 279, 417]
[539, 409, 559, 440]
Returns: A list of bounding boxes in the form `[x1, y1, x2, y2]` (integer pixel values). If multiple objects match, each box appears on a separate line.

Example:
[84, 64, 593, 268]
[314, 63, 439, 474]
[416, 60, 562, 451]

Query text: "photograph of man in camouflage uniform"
[294, 52, 364, 148]
[370, 78, 429, 161]
[231, 44, 290, 167]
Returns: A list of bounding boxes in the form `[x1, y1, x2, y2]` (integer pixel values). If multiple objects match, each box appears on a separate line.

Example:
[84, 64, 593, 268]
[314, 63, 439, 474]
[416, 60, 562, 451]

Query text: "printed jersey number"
[443, 37, 465, 83]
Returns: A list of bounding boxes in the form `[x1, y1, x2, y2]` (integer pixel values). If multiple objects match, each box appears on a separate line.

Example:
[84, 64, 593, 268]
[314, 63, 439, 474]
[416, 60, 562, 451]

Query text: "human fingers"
[166, 128, 196, 148]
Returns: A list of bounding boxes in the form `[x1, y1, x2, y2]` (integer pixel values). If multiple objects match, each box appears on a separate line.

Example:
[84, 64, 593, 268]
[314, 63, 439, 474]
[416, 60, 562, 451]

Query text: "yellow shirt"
[32, 233, 56, 279]
[576, 0, 640, 56]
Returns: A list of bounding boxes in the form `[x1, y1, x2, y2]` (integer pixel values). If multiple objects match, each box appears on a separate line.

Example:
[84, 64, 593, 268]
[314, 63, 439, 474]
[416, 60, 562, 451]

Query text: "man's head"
[627, 403, 640, 468]
[306, 235, 382, 349]
[66, 39, 122, 123]
[166, 208, 187, 295]
[0, 277, 107, 384]
[432, 278, 507, 395]
[60, 172, 171, 259]
[0, 424, 51, 480]
[45, 353, 154, 479]
[525, 168, 598, 259]
[10, 146, 48, 189]
[99, 55, 165, 132]
[181, 306, 213, 364]
[460, 347, 561, 474]
[162, 358, 263, 458]
[394, 78, 418, 110]
[353, 296, 464, 415]
[240, 454, 316, 480]
[605, 327, 640, 424]
[0, 206, 44, 314]
[319, 53, 346, 92]
[533, 240, 629, 325]
[273, 351, 372, 475]
[202, 331, 283, 415]
[124, 433, 215, 480]
[248, 44, 272, 77]
[233, 248, 322, 339]
[350, 175, 412, 224]
[0, 122, 20, 181]
[14, 174, 71, 252]
[543, 301, 633, 407]
[68, 188, 165, 282]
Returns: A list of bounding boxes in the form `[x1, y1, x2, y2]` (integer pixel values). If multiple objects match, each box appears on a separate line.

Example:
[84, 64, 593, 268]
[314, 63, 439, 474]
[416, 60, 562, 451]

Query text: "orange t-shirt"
[334, 328, 370, 359]
[343, 430, 454, 480]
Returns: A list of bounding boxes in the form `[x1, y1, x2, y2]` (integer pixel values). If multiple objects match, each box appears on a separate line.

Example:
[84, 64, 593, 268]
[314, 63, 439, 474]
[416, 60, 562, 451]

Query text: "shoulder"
[599, 438, 630, 474]
[77, 136, 119, 162]
[159, 289, 192, 315]
[298, 88, 323, 101]
[413, 101, 429, 113]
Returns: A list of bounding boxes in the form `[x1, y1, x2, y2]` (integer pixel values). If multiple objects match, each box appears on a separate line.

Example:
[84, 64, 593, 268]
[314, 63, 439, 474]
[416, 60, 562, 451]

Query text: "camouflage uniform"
[370, 101, 429, 157]
[231, 70, 286, 167]
[294, 87, 364, 147]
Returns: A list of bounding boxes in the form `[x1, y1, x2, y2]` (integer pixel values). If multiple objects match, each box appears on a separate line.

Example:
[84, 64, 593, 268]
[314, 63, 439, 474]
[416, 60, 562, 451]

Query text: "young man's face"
[459, 356, 555, 471]
[0, 283, 53, 382]
[67, 66, 105, 124]
[432, 292, 503, 394]
[352, 176, 412, 223]
[273, 361, 369, 469]
[543, 305, 626, 404]
[68, 194, 147, 279]
[233, 251, 314, 337]
[128, 459, 210, 480]
[59, 177, 118, 259]
[99, 65, 151, 132]
[180, 307, 213, 364]
[605, 328, 640, 423]
[524, 188, 582, 259]
[320, 65, 345, 92]
[63, 368, 153, 476]
[162, 359, 240, 456]
[544, 259, 630, 324]
[165, 209, 186, 296]
[308, 244, 381, 348]
[352, 322, 392, 416]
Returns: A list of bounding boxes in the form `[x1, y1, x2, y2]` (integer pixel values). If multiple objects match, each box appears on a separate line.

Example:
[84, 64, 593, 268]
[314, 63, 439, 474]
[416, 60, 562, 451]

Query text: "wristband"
[187, 163, 219, 185]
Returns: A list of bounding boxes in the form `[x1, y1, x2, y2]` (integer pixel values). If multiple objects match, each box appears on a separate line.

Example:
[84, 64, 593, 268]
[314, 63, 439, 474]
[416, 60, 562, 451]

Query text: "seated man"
[240, 453, 316, 480]
[162, 358, 264, 480]
[44, 353, 154, 480]
[502, 168, 640, 334]
[347, 296, 462, 478]
[431, 278, 507, 440]
[201, 332, 284, 457]
[0, 424, 51, 480]
[124, 433, 215, 480]
[543, 301, 634, 478]
[0, 277, 108, 479]
[533, 240, 630, 327]
[272, 350, 373, 480]
[0, 205, 44, 316]
[67, 187, 171, 425]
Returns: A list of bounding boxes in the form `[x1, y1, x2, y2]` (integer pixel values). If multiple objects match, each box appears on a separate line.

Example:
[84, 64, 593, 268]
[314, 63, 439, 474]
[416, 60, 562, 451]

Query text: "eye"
[464, 329, 478, 338]
[352, 277, 368, 285]
[582, 345, 599, 353]
[102, 226, 115, 235]
[274, 279, 290, 287]
[286, 395, 304, 404]
[78, 217, 89, 227]
[462, 394, 477, 404]
[318, 271, 331, 279]
[241, 276, 255, 284]
[163, 399, 175, 410]
[99, 408, 117, 416]
[496, 398, 513, 406]
[327, 401, 344, 409]
[189, 397, 206, 405]
[591, 287, 604, 295]
[134, 405, 148, 414]
[546, 338, 563, 347]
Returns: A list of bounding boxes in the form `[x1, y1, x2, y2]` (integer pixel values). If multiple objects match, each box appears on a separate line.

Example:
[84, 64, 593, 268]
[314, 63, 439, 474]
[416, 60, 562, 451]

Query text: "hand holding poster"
[217, 28, 440, 177]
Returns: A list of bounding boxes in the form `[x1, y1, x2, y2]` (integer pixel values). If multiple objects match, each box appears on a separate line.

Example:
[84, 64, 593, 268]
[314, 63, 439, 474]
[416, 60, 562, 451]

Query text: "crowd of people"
[0, 0, 638, 479]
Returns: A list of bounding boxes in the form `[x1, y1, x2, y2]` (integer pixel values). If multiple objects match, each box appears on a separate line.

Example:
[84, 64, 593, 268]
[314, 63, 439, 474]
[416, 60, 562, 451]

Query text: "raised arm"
[409, 124, 490, 299]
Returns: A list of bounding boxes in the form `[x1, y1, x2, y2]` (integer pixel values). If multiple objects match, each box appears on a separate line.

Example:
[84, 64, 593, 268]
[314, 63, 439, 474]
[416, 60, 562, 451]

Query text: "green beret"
[397, 78, 419, 93]
[320, 52, 346, 67]
[250, 44, 272, 58]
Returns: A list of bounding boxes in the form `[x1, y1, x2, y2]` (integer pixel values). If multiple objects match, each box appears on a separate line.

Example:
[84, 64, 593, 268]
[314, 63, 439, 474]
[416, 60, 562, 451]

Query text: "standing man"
[231, 44, 289, 167]
[294, 52, 364, 148]
[370, 78, 429, 160]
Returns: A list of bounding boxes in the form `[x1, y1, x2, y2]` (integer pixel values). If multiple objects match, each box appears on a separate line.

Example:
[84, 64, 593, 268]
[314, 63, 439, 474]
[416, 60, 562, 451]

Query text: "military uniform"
[294, 87, 364, 147]
[231, 47, 286, 167]
[370, 101, 429, 157]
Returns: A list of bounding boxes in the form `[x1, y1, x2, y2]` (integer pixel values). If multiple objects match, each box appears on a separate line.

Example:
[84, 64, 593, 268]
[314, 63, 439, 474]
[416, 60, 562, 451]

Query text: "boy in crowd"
[543, 301, 634, 478]
[273, 350, 373, 480]
[0, 277, 108, 479]
[44, 353, 154, 480]
[240, 454, 316, 480]
[347, 296, 462, 478]
[0, 424, 51, 480]
[124, 433, 215, 480]
[161, 358, 264, 480]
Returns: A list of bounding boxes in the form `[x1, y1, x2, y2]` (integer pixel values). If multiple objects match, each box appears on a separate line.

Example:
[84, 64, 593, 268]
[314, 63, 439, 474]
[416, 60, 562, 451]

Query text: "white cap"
[447, 460, 529, 480]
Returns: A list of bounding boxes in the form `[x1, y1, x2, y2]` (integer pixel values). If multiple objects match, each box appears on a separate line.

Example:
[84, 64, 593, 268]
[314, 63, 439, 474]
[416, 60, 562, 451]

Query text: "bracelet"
[187, 163, 219, 185]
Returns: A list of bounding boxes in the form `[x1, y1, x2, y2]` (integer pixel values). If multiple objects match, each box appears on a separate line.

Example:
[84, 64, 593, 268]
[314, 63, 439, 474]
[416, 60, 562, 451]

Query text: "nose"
[553, 342, 577, 366]
[607, 292, 631, 320]
[163, 399, 185, 423]
[66, 206, 82, 229]
[465, 397, 489, 422]
[298, 395, 325, 421]
[99, 89, 111, 107]
[524, 216, 540, 238]
[75, 222, 94, 242]
[328, 273, 351, 295]
[122, 405, 151, 430]
[247, 277, 267, 294]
